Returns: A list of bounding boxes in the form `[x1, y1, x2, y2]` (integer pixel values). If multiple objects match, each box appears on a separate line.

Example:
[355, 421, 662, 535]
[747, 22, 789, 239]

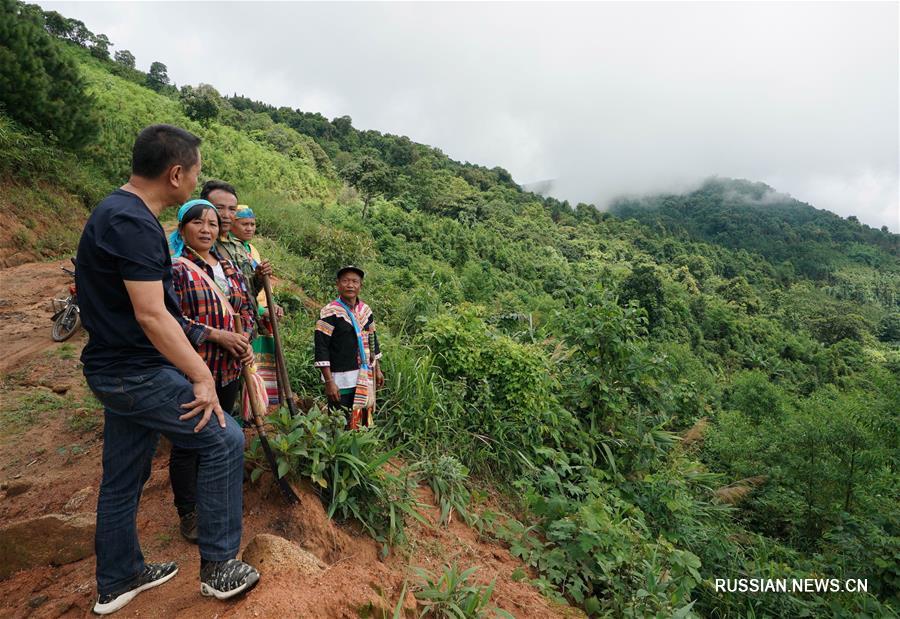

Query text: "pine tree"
[0, 0, 98, 148]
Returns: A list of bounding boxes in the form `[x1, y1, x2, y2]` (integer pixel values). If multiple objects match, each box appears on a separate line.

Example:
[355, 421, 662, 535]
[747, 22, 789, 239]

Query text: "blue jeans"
[87, 367, 244, 596]
[169, 377, 241, 516]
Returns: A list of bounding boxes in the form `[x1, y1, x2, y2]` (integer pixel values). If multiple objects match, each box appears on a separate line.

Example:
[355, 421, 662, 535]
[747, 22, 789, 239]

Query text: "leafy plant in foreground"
[247, 405, 426, 555]
[412, 564, 512, 619]
[413, 455, 472, 526]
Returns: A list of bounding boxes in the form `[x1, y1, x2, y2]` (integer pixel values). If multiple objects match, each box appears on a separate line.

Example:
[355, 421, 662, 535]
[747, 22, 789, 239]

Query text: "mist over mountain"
[34, 0, 900, 232]
[611, 177, 898, 278]
[2, 2, 898, 616]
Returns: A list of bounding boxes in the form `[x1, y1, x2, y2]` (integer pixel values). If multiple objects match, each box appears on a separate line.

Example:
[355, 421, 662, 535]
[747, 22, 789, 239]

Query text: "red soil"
[0, 260, 581, 618]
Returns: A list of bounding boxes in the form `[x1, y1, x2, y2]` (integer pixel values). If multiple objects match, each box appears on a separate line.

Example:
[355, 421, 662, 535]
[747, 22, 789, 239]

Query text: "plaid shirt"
[172, 248, 256, 386]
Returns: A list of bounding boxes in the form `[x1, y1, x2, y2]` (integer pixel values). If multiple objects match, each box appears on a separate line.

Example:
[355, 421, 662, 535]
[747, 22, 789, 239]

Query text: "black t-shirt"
[77, 189, 183, 377]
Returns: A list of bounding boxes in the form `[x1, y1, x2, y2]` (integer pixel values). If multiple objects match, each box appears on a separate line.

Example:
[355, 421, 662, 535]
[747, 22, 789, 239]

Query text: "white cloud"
[777, 170, 900, 231]
[36, 1, 899, 230]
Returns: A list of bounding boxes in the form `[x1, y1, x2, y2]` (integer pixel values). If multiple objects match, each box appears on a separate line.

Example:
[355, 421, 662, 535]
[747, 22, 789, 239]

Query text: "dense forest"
[1, 1, 898, 616]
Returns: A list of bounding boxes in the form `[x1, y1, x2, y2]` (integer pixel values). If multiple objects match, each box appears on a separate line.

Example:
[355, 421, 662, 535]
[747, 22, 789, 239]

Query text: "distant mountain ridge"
[3, 3, 899, 616]
[610, 177, 898, 280]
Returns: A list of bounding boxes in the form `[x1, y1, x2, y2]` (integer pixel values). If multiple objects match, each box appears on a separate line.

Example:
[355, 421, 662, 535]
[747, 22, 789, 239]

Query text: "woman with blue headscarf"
[167, 199, 256, 542]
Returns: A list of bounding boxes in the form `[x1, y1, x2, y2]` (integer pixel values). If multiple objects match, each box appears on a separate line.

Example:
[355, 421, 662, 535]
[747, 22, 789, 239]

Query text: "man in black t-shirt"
[77, 125, 260, 615]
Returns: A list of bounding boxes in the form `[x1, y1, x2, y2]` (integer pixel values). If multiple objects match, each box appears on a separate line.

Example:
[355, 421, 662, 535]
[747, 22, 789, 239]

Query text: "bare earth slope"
[0, 260, 580, 619]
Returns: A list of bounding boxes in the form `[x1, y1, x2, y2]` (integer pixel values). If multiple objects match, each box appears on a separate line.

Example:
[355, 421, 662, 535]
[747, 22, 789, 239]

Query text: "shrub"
[415, 306, 578, 478]
[247, 406, 424, 555]
[413, 455, 472, 526]
[491, 488, 702, 617]
[412, 564, 511, 619]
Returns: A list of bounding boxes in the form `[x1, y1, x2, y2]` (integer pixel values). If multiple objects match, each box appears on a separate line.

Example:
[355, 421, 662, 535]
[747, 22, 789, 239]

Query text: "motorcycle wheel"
[51, 303, 80, 342]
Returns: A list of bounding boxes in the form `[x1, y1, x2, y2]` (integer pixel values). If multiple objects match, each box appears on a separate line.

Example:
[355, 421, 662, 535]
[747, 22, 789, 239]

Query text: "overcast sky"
[39, 1, 899, 231]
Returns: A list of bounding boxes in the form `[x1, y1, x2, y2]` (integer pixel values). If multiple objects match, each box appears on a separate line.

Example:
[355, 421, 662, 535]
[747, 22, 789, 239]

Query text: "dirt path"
[0, 260, 580, 619]
[0, 260, 81, 375]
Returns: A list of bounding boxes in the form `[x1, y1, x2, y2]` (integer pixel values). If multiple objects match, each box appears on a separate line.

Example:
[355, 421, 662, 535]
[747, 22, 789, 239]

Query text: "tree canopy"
[146, 60, 169, 91]
[0, 0, 98, 148]
[4, 3, 899, 615]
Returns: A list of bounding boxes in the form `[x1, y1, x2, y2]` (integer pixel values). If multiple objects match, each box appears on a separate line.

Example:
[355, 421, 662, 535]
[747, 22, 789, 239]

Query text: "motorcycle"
[50, 259, 80, 342]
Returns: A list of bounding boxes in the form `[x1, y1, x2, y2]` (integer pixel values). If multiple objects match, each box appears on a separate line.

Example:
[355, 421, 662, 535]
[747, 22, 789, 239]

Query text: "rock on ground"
[241, 533, 326, 578]
[63, 486, 94, 514]
[0, 513, 95, 579]
[1, 479, 32, 497]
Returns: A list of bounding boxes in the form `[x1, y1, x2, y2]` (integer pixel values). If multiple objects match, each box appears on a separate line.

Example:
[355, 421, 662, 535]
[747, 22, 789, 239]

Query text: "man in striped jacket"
[314, 266, 384, 429]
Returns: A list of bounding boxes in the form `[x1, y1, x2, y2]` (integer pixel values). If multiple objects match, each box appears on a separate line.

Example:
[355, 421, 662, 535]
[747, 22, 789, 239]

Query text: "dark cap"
[336, 265, 365, 280]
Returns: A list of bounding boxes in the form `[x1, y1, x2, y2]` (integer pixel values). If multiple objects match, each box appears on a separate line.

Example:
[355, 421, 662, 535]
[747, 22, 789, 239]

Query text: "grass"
[0, 387, 101, 437]
[1, 390, 67, 435]
[0, 113, 107, 205]
[56, 443, 86, 463]
[74, 54, 336, 201]
[1, 180, 92, 260]
[67, 409, 101, 433]
[54, 344, 77, 360]
[66, 393, 102, 434]
[414, 455, 472, 526]
[155, 532, 173, 547]
[405, 537, 446, 562]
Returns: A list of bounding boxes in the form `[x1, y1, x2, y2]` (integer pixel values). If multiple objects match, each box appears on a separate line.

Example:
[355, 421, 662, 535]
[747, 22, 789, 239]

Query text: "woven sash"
[335, 298, 376, 428]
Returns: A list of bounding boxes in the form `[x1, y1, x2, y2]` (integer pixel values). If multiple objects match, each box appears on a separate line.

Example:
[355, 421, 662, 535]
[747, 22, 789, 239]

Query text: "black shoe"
[93, 562, 178, 615]
[200, 559, 260, 600]
[179, 511, 198, 543]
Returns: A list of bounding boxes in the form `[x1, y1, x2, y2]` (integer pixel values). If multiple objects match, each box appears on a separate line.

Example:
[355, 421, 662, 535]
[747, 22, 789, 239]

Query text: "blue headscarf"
[235, 205, 255, 220]
[168, 199, 216, 258]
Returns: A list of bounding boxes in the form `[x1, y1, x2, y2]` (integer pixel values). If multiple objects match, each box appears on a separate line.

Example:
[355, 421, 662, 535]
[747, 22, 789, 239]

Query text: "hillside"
[1, 3, 899, 617]
[0, 268, 578, 618]
[610, 177, 899, 281]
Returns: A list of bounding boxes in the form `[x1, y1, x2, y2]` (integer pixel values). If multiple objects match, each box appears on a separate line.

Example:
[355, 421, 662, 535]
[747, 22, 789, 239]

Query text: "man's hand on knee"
[179, 379, 226, 432]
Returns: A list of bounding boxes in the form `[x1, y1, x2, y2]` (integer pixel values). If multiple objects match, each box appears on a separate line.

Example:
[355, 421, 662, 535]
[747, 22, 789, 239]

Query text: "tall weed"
[247, 406, 424, 555]
[412, 564, 512, 619]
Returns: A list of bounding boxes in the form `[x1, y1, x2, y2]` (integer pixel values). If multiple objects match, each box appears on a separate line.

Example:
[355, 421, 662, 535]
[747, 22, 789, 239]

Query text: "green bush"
[6, 18, 899, 615]
[247, 406, 423, 555]
[491, 489, 702, 617]
[416, 306, 578, 478]
[0, 0, 98, 148]
[413, 455, 472, 526]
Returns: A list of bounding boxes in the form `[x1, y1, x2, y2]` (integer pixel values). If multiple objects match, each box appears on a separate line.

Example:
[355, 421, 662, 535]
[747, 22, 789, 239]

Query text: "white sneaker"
[199, 559, 260, 600]
[93, 562, 178, 615]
